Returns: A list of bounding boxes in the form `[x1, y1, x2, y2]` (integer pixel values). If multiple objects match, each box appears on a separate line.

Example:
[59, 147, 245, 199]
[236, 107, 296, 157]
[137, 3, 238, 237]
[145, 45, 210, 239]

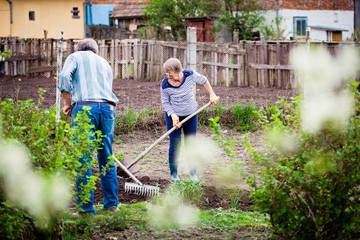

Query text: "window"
[109, 11, 113, 26]
[71, 7, 80, 19]
[29, 11, 35, 21]
[293, 17, 307, 38]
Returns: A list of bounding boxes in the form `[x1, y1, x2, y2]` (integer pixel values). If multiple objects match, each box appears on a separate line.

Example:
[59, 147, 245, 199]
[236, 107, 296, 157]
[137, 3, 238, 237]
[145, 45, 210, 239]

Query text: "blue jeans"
[165, 113, 198, 177]
[72, 103, 119, 214]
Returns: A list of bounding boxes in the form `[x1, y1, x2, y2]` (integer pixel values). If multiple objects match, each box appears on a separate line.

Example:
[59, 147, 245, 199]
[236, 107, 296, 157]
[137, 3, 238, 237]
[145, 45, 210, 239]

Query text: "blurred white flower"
[301, 93, 353, 132]
[290, 45, 359, 132]
[0, 142, 70, 226]
[147, 191, 199, 229]
[265, 130, 298, 154]
[181, 135, 220, 171]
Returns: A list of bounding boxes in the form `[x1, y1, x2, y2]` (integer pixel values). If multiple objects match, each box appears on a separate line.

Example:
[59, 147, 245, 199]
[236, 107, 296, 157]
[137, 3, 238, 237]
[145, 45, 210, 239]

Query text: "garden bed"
[0, 75, 297, 239]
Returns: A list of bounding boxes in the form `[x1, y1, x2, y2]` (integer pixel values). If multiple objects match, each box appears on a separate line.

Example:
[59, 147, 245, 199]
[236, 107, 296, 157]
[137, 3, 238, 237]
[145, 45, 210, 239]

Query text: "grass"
[199, 208, 270, 229]
[61, 202, 271, 239]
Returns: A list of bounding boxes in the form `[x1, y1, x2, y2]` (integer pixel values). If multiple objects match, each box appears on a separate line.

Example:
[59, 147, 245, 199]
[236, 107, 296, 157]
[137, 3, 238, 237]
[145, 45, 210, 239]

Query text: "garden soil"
[0, 75, 297, 239]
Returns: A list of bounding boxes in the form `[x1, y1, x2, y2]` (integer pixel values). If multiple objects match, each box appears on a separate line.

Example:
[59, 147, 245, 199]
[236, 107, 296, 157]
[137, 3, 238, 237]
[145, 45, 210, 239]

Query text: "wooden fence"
[0, 37, 351, 89]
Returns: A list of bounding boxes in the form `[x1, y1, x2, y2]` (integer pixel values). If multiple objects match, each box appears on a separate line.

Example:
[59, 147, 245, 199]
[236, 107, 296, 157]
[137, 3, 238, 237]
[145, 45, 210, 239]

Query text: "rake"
[118, 101, 212, 177]
[113, 156, 160, 197]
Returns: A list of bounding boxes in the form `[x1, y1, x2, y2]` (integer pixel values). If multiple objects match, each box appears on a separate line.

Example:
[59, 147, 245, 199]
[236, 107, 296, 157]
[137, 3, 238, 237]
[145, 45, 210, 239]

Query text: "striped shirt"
[161, 69, 208, 117]
[58, 50, 119, 106]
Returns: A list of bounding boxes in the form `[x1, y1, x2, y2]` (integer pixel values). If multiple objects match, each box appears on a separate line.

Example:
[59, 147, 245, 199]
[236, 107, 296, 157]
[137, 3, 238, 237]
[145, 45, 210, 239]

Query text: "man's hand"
[61, 91, 72, 117]
[171, 114, 181, 129]
[63, 104, 73, 116]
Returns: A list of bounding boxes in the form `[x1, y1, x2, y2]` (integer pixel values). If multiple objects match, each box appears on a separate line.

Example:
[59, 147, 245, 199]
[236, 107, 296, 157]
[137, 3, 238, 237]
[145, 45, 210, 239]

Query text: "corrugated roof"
[109, 2, 148, 19]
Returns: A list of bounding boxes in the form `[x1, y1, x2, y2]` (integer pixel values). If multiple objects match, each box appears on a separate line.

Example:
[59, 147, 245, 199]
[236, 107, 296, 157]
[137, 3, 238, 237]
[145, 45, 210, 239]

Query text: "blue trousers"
[165, 113, 198, 177]
[72, 103, 119, 214]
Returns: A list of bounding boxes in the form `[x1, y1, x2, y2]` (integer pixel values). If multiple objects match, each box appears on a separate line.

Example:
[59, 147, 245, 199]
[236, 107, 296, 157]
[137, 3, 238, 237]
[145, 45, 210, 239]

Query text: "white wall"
[262, 9, 354, 41]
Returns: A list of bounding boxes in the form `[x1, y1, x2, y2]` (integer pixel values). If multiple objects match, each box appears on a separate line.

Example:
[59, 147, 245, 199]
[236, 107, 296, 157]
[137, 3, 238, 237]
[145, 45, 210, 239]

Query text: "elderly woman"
[161, 58, 219, 181]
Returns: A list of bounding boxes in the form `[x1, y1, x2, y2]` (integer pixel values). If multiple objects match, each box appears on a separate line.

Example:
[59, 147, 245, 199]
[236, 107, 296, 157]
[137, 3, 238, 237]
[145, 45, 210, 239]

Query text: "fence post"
[56, 32, 64, 123]
[187, 27, 197, 94]
[186, 27, 197, 71]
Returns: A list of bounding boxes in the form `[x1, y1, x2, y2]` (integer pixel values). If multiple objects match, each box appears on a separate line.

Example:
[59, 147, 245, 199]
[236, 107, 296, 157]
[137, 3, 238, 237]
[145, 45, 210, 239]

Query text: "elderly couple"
[58, 38, 219, 216]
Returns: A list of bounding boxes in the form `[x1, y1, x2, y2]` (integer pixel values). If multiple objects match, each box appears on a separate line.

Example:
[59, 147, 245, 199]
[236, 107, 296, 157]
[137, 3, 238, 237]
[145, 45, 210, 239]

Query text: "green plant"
[230, 191, 244, 209]
[115, 106, 138, 133]
[209, 116, 237, 158]
[212, 103, 228, 121]
[0, 201, 34, 240]
[246, 81, 360, 239]
[197, 109, 208, 126]
[0, 49, 12, 62]
[115, 106, 161, 134]
[0, 89, 104, 222]
[143, 0, 221, 41]
[217, 0, 265, 40]
[230, 101, 258, 131]
[168, 179, 204, 205]
[260, 16, 287, 41]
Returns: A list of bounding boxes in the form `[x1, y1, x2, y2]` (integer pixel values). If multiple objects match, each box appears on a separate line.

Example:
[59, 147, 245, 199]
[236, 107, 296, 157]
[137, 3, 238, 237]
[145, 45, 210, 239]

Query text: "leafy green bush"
[0, 201, 34, 240]
[246, 81, 360, 239]
[0, 90, 102, 178]
[0, 89, 104, 233]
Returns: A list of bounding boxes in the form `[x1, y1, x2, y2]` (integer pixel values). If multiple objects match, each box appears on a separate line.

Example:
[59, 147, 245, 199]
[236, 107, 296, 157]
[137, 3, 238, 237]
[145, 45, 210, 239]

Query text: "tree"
[218, 0, 265, 40]
[143, 0, 222, 41]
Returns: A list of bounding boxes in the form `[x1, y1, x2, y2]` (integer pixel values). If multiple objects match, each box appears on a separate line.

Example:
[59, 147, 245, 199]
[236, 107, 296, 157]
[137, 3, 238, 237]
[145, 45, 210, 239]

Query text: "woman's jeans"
[165, 113, 198, 178]
[72, 103, 119, 214]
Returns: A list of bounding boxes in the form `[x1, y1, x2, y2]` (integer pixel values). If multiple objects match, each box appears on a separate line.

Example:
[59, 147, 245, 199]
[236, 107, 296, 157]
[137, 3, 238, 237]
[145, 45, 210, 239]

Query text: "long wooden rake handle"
[126, 101, 212, 170]
[113, 156, 143, 186]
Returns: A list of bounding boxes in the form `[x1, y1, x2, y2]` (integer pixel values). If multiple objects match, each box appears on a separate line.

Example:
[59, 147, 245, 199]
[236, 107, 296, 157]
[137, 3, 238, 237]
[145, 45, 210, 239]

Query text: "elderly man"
[58, 38, 119, 215]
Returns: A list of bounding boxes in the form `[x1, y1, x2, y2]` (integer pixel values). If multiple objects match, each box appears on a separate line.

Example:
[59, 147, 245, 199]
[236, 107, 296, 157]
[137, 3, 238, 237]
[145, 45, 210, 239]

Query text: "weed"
[230, 101, 258, 131]
[168, 179, 204, 205]
[115, 106, 138, 133]
[230, 191, 244, 209]
[212, 103, 228, 120]
[197, 109, 208, 126]
[115, 106, 161, 134]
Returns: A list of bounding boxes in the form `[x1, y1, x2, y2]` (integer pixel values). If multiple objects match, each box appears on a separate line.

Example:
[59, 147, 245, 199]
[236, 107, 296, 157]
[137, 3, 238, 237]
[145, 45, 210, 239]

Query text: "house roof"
[308, 25, 349, 32]
[109, 2, 148, 19]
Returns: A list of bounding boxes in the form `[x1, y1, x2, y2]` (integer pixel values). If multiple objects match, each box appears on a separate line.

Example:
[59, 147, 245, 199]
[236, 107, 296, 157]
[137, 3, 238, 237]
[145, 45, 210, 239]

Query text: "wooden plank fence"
[0, 37, 352, 89]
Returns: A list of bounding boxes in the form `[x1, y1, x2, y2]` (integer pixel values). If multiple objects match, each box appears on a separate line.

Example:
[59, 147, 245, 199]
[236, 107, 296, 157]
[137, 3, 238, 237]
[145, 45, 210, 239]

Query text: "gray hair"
[163, 58, 182, 73]
[76, 38, 98, 53]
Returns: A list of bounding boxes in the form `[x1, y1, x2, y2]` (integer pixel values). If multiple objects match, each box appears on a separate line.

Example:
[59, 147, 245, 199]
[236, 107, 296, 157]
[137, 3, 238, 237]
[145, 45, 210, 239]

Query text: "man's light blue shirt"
[58, 50, 119, 106]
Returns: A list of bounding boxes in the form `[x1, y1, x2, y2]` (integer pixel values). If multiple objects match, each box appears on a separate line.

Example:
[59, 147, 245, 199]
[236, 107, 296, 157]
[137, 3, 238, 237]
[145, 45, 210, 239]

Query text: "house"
[85, 0, 149, 38]
[109, 1, 148, 33]
[0, 0, 85, 39]
[186, 16, 215, 42]
[258, 0, 354, 42]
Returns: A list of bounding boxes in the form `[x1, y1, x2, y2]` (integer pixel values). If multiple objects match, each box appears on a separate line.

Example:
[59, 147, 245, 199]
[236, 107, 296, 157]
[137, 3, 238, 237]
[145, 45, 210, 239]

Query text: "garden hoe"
[113, 156, 160, 197]
[117, 101, 212, 177]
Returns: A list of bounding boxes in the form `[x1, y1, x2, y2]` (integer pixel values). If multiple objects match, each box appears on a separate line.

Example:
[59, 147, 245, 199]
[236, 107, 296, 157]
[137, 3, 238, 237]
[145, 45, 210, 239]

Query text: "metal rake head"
[125, 182, 160, 197]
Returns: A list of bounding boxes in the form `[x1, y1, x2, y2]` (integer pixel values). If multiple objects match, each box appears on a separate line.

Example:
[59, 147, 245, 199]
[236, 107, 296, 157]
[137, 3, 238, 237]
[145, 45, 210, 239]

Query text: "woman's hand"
[171, 114, 181, 129]
[210, 95, 219, 105]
